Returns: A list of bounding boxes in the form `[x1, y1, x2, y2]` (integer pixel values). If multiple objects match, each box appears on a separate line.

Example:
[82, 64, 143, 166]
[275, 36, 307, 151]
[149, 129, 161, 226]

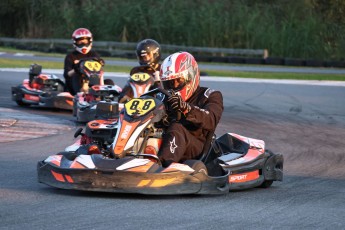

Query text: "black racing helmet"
[136, 39, 161, 66]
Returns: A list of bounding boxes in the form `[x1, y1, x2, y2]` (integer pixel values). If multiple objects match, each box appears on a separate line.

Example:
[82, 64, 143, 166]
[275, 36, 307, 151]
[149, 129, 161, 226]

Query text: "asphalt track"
[0, 69, 345, 229]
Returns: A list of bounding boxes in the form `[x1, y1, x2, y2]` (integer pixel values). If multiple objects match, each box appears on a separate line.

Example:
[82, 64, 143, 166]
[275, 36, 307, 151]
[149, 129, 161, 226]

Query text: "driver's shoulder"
[198, 87, 221, 99]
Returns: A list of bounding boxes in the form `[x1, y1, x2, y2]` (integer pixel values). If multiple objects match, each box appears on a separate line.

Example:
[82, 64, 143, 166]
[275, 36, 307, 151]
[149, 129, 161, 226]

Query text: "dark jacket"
[63, 50, 100, 80]
[179, 86, 223, 142]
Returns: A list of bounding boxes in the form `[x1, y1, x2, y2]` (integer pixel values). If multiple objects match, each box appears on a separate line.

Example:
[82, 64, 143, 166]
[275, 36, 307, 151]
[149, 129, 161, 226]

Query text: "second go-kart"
[37, 88, 283, 195]
[72, 58, 122, 122]
[11, 63, 74, 110]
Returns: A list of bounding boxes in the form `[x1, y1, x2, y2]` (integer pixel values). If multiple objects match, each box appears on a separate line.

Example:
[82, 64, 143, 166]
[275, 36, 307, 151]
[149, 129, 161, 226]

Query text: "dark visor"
[162, 78, 186, 91]
[76, 37, 91, 48]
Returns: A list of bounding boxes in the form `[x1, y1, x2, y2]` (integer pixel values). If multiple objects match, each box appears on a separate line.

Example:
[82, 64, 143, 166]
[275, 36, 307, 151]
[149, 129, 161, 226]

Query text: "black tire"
[16, 100, 30, 106]
[183, 160, 208, 175]
[259, 180, 273, 188]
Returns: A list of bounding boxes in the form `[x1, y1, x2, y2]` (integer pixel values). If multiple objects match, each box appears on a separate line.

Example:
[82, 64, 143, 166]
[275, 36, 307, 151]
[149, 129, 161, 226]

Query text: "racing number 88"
[130, 100, 152, 110]
[125, 99, 155, 116]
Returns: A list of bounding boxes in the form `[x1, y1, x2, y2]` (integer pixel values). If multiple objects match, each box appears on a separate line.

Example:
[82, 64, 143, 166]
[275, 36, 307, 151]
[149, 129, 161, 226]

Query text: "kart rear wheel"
[16, 100, 30, 106]
[259, 180, 273, 188]
[184, 160, 208, 175]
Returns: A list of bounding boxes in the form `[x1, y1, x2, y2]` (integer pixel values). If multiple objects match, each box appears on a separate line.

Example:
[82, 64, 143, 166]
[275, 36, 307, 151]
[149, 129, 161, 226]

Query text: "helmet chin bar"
[75, 44, 92, 54]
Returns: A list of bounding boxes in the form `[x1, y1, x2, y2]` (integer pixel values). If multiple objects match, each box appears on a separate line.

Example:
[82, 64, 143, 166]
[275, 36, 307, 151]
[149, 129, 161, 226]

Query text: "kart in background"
[11, 63, 73, 110]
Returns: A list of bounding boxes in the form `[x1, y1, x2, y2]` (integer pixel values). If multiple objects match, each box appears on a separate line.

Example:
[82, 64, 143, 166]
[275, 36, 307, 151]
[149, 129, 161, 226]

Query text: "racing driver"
[118, 39, 162, 103]
[63, 28, 102, 95]
[158, 51, 224, 167]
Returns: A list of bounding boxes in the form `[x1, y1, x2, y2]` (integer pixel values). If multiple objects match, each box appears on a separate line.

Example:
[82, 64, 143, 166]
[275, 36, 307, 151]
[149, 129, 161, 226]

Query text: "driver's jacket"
[63, 50, 100, 80]
[179, 86, 223, 143]
[63, 50, 100, 95]
[157, 86, 223, 164]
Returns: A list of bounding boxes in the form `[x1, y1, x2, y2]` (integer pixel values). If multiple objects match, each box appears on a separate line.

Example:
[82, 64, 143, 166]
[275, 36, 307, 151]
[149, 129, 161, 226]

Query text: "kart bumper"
[37, 161, 230, 195]
[39, 93, 73, 110]
[224, 151, 284, 190]
[11, 85, 73, 110]
[12, 86, 40, 105]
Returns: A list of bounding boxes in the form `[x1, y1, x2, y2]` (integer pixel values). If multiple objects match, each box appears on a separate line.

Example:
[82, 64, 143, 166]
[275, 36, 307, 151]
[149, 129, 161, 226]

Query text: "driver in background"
[158, 52, 223, 167]
[118, 39, 162, 103]
[63, 28, 102, 95]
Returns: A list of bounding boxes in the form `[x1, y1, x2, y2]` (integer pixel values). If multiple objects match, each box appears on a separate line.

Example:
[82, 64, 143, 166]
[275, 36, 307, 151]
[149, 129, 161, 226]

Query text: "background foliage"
[0, 0, 344, 60]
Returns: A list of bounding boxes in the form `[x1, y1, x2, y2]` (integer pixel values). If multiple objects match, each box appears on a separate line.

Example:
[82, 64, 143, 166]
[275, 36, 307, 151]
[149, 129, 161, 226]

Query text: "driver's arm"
[63, 55, 75, 78]
[185, 91, 223, 131]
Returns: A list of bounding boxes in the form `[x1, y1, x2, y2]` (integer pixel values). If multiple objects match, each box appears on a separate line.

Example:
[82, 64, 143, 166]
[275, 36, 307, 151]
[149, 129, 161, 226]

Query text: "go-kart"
[72, 58, 122, 122]
[11, 64, 74, 110]
[118, 69, 156, 103]
[37, 88, 283, 195]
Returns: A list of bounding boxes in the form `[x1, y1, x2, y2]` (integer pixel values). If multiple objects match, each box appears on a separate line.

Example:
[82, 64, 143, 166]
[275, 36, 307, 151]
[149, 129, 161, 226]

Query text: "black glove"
[73, 62, 81, 74]
[167, 93, 191, 114]
[94, 58, 105, 66]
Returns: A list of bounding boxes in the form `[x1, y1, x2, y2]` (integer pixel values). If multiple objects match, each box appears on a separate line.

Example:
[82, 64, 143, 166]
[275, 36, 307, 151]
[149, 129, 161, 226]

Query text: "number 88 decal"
[125, 99, 156, 116]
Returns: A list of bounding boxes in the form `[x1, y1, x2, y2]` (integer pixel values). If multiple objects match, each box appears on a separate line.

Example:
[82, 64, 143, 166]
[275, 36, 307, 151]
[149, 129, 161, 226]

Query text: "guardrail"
[1, 37, 344, 68]
[0, 37, 269, 58]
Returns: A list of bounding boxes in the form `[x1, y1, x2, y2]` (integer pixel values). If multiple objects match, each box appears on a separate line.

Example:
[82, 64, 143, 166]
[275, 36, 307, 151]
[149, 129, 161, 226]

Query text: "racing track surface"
[1, 71, 345, 229]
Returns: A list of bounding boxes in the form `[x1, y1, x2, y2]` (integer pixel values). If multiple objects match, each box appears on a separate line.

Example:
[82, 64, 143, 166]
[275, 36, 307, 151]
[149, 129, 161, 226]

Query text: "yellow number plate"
[130, 73, 151, 82]
[125, 98, 156, 116]
[84, 61, 102, 72]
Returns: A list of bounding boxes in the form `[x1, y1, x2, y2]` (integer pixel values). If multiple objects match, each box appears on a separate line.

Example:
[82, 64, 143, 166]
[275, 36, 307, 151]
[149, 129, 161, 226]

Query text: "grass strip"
[1, 47, 344, 81]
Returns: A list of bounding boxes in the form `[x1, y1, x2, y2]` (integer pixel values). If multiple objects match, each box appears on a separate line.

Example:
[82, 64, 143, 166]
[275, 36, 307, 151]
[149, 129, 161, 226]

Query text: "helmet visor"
[75, 37, 91, 48]
[162, 77, 186, 91]
[140, 51, 154, 63]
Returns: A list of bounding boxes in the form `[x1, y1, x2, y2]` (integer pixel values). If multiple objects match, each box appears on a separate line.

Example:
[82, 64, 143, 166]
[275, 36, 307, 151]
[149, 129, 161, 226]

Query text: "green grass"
[1, 47, 344, 81]
[0, 46, 66, 57]
[0, 58, 132, 73]
[205, 70, 345, 81]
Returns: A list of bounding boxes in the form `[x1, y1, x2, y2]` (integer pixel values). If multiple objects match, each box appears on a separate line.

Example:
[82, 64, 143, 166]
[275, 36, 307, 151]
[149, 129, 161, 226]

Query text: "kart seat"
[198, 131, 226, 177]
[198, 131, 216, 163]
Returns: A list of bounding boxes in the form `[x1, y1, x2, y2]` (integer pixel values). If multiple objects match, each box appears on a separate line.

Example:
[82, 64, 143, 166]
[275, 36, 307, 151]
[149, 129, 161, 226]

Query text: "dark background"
[1, 0, 345, 62]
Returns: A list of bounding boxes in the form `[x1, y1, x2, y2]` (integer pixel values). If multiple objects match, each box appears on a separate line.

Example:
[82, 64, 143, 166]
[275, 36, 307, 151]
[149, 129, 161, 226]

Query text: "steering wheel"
[141, 88, 182, 121]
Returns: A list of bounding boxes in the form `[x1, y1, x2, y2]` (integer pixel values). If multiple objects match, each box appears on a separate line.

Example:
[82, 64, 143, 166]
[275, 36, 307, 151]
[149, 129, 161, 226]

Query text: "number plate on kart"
[125, 98, 155, 116]
[84, 61, 102, 72]
[130, 73, 151, 82]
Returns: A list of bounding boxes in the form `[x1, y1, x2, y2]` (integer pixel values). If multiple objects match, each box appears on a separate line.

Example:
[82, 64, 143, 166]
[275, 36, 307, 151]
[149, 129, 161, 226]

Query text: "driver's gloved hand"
[93, 58, 105, 66]
[167, 93, 191, 114]
[73, 61, 81, 74]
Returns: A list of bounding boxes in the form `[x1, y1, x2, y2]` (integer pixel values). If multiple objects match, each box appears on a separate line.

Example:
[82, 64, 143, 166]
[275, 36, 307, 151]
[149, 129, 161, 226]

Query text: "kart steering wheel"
[141, 88, 182, 121]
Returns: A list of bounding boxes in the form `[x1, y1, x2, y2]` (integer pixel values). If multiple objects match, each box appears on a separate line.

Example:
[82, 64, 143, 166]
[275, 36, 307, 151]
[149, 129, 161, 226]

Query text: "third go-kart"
[37, 88, 283, 195]
[119, 69, 156, 103]
[11, 63, 73, 110]
[72, 58, 122, 122]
